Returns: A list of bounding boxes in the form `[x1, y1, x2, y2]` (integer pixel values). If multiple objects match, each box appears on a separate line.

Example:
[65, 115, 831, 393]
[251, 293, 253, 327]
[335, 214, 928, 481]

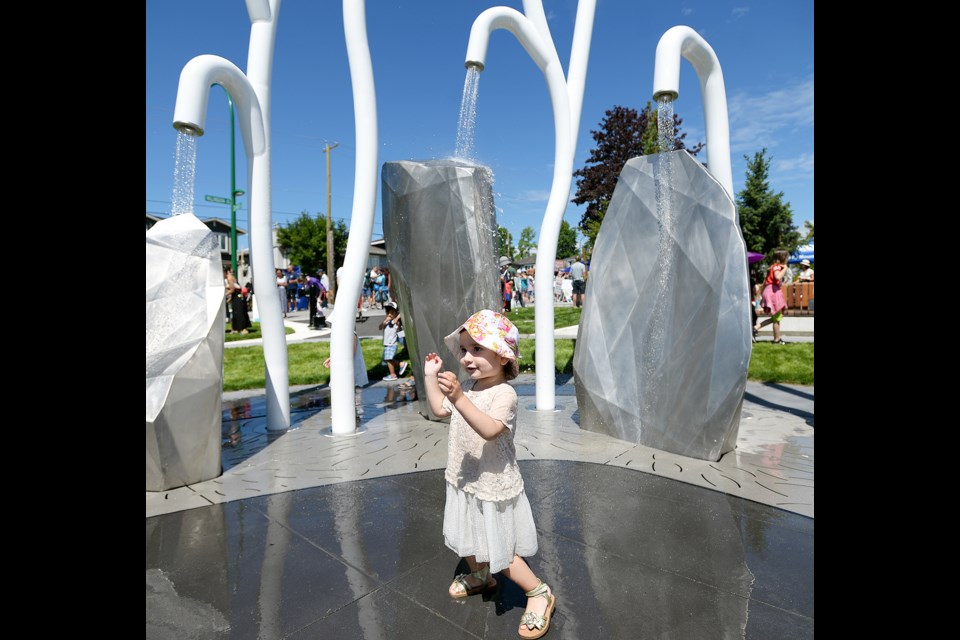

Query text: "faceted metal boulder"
[146, 214, 225, 490]
[573, 150, 751, 461]
[382, 160, 501, 420]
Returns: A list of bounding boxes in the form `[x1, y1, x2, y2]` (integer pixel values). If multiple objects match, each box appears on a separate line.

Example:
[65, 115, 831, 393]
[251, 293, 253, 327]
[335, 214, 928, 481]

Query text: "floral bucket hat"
[443, 309, 521, 380]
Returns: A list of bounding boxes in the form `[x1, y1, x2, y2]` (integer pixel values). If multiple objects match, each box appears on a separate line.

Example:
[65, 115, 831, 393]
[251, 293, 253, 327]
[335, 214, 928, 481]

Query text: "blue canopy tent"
[789, 242, 814, 264]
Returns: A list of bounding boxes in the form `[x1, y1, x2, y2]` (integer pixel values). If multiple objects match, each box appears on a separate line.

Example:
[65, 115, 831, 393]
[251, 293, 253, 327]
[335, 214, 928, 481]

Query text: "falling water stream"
[452, 65, 499, 251]
[656, 96, 675, 154]
[641, 96, 678, 414]
[171, 130, 198, 215]
[454, 67, 481, 159]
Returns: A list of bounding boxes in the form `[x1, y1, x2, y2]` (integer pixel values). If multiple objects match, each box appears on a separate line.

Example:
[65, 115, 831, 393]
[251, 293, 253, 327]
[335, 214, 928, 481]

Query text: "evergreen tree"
[516, 226, 537, 259]
[572, 102, 704, 249]
[497, 226, 514, 260]
[557, 220, 579, 260]
[736, 149, 801, 257]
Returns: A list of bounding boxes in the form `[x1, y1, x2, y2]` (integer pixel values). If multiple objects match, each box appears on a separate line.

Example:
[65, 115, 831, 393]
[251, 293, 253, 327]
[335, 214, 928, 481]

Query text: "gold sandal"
[518, 581, 555, 639]
[449, 565, 497, 599]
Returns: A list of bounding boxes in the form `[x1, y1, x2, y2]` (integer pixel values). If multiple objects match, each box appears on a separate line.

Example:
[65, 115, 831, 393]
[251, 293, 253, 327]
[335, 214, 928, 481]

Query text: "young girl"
[378, 301, 408, 381]
[424, 309, 555, 639]
[755, 249, 789, 344]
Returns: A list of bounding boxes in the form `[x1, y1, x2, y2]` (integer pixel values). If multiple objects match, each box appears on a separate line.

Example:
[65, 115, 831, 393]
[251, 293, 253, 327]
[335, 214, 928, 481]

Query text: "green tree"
[557, 219, 579, 259]
[572, 102, 704, 249]
[276, 211, 349, 275]
[803, 220, 814, 242]
[736, 149, 802, 257]
[516, 226, 537, 259]
[497, 226, 514, 260]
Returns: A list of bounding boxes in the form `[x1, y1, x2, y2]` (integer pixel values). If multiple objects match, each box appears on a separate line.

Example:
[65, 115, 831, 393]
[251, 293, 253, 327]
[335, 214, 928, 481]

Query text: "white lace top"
[443, 381, 524, 502]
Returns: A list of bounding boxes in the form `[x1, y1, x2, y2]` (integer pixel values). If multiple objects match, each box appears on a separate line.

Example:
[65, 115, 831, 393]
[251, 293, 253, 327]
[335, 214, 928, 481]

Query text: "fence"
[782, 282, 814, 315]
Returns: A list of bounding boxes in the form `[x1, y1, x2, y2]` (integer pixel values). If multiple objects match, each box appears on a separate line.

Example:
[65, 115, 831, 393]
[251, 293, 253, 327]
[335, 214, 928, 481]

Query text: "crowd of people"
[499, 258, 591, 312]
[233, 257, 598, 341]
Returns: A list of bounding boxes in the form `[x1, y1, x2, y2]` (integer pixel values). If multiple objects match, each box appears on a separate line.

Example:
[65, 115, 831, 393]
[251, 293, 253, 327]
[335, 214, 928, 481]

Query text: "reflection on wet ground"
[146, 461, 813, 639]
[218, 383, 420, 471]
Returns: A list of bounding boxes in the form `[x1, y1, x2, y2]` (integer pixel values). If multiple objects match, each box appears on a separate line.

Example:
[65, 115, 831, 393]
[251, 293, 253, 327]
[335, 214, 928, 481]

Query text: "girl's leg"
[386, 360, 396, 377]
[756, 315, 773, 330]
[448, 556, 494, 596]
[773, 321, 782, 342]
[501, 554, 543, 596]
[502, 555, 553, 631]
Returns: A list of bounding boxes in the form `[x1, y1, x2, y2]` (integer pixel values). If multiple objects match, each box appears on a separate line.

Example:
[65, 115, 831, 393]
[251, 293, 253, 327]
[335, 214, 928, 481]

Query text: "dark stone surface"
[146, 461, 813, 639]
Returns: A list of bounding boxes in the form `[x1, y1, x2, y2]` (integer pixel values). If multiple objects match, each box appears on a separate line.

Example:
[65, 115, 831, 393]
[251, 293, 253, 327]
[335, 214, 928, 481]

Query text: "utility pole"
[324, 142, 339, 302]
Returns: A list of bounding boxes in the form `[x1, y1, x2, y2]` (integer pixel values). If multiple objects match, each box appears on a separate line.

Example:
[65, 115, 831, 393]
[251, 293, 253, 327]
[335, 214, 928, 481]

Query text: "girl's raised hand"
[437, 371, 463, 402]
[424, 352, 443, 376]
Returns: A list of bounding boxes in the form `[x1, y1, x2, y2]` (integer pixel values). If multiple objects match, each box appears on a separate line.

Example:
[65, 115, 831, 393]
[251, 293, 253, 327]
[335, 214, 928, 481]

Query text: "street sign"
[205, 195, 231, 204]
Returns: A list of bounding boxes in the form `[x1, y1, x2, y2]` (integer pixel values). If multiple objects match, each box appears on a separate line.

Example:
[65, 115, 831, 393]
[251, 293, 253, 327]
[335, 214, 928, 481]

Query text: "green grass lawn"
[507, 307, 580, 334]
[224, 333, 812, 391]
[746, 342, 814, 385]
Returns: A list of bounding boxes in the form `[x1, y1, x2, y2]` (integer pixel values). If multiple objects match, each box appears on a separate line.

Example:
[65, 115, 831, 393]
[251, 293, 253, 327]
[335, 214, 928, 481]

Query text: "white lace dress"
[441, 382, 538, 573]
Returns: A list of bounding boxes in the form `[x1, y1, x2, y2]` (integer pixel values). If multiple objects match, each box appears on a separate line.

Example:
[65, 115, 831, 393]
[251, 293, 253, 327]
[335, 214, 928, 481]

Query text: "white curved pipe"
[564, 0, 596, 143]
[245, 0, 280, 127]
[244, 0, 271, 22]
[520, 0, 596, 145]
[173, 56, 265, 155]
[241, 0, 288, 432]
[466, 7, 550, 70]
[465, 7, 573, 411]
[520, 1, 560, 70]
[652, 25, 733, 199]
[329, 0, 378, 435]
[527, 0, 595, 411]
[173, 58, 290, 434]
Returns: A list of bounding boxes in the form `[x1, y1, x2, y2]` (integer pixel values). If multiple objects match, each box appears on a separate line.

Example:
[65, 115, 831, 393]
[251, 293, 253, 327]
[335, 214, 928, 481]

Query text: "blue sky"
[146, 1, 813, 254]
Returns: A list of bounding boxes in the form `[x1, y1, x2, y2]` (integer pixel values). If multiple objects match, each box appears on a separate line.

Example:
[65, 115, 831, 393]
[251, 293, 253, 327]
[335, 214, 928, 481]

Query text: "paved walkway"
[227, 303, 815, 347]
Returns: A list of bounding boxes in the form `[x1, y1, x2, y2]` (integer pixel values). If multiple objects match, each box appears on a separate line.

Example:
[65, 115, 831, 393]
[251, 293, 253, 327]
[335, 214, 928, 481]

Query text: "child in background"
[423, 309, 555, 639]
[378, 301, 408, 381]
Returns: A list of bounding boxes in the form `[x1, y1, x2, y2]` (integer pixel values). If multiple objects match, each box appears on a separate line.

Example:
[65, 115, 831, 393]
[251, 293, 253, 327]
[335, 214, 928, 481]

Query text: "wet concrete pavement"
[147, 462, 812, 639]
[146, 372, 814, 639]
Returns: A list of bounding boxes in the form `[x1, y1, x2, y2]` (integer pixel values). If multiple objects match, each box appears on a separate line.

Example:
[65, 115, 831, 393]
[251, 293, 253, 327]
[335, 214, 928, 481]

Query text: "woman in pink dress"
[754, 249, 789, 344]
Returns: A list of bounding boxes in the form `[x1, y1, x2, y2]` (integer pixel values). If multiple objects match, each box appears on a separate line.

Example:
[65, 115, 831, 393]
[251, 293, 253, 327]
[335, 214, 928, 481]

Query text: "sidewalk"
[227, 303, 814, 345]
